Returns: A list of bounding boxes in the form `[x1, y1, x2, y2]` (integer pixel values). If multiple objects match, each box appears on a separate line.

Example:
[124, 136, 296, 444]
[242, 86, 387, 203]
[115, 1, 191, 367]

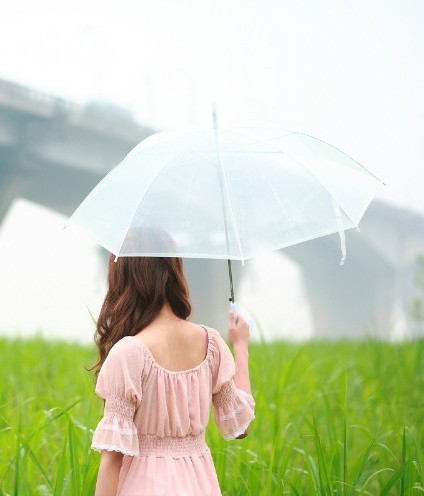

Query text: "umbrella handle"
[230, 301, 238, 320]
[229, 302, 253, 335]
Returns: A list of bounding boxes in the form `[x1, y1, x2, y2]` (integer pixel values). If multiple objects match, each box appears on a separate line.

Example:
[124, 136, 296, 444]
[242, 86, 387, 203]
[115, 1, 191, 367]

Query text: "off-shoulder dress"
[91, 325, 255, 496]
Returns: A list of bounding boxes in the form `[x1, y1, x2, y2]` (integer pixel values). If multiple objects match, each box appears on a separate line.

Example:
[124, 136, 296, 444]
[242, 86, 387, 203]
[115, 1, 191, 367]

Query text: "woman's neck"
[156, 303, 181, 323]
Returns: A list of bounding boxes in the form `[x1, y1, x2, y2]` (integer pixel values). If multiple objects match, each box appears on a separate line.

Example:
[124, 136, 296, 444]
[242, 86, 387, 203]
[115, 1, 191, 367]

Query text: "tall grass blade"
[400, 426, 407, 496]
[379, 466, 405, 496]
[68, 418, 81, 494]
[313, 411, 331, 495]
[54, 426, 69, 496]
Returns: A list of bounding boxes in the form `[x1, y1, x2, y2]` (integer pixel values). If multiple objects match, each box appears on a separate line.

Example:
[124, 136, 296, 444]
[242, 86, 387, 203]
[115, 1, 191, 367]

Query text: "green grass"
[1, 335, 424, 495]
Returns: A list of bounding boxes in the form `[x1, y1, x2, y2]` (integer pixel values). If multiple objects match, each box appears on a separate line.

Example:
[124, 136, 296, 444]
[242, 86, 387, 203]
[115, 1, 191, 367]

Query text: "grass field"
[1, 335, 423, 495]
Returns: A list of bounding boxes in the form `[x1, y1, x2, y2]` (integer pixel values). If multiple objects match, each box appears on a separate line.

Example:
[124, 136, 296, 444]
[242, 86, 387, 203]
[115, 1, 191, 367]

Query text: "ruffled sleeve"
[209, 328, 255, 440]
[91, 337, 143, 456]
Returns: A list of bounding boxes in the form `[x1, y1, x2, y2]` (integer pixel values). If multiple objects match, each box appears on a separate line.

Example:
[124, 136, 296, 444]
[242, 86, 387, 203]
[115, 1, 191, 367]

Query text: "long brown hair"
[91, 255, 191, 380]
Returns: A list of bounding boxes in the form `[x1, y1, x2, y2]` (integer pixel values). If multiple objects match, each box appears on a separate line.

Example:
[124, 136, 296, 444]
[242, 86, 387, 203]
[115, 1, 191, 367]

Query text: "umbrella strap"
[332, 198, 346, 266]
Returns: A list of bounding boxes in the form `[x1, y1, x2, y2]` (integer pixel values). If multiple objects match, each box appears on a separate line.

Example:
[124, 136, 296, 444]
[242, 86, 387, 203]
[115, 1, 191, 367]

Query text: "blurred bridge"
[0, 78, 153, 221]
[1, 78, 423, 339]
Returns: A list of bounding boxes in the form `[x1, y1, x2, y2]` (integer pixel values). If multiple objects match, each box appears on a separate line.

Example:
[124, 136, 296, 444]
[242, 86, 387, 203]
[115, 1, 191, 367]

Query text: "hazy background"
[0, 0, 423, 342]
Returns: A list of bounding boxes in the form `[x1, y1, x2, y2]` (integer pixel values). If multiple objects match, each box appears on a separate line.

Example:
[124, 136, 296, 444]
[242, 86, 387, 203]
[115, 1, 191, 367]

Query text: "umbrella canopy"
[66, 127, 383, 268]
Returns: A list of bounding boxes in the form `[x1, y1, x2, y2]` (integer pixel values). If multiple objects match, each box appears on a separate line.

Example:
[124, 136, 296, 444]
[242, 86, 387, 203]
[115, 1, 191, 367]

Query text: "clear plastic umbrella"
[65, 123, 384, 302]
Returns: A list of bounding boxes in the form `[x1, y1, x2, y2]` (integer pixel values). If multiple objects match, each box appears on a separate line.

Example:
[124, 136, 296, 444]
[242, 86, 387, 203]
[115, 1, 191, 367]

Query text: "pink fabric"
[91, 326, 255, 496]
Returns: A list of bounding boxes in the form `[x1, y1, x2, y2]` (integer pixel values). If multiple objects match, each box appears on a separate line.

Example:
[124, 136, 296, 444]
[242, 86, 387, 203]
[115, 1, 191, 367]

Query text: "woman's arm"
[233, 343, 251, 394]
[228, 311, 252, 438]
[94, 451, 124, 496]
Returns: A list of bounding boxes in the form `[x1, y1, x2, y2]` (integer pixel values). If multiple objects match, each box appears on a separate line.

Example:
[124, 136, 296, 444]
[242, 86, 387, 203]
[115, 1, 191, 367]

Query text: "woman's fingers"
[228, 310, 250, 347]
[229, 310, 237, 330]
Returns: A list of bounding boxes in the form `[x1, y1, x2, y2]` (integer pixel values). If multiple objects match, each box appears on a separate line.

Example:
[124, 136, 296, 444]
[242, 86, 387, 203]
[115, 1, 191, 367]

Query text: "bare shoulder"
[184, 320, 209, 337]
[132, 320, 210, 370]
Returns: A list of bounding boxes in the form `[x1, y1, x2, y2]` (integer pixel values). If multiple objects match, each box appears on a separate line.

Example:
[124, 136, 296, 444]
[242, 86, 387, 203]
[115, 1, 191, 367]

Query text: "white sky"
[1, 0, 423, 214]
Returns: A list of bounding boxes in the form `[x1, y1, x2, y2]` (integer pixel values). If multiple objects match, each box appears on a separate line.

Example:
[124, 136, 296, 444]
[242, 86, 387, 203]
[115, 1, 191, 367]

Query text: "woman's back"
[91, 317, 255, 495]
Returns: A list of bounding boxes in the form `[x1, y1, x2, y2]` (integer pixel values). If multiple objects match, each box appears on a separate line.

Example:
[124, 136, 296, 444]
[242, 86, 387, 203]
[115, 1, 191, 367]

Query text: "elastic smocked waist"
[137, 432, 208, 458]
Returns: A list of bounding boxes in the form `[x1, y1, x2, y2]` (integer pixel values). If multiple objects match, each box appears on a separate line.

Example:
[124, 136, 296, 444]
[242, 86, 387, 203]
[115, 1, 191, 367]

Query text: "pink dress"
[91, 326, 255, 496]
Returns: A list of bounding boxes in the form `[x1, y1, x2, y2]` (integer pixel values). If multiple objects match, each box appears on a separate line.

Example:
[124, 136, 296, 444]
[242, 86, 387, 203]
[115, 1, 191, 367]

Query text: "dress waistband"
[137, 433, 208, 458]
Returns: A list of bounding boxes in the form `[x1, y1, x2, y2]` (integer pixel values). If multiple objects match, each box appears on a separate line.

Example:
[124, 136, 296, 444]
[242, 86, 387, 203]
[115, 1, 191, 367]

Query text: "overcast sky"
[0, 1, 423, 341]
[1, 0, 423, 215]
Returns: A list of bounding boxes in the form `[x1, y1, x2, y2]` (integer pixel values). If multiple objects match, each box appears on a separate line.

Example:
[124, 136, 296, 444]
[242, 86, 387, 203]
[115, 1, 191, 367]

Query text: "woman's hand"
[228, 310, 250, 351]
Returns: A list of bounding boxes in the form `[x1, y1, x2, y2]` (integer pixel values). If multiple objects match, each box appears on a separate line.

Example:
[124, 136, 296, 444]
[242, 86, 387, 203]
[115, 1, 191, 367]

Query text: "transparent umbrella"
[65, 121, 384, 303]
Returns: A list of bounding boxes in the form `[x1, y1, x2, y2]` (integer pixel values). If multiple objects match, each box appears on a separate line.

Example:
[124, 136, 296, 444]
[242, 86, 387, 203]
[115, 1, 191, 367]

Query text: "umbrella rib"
[213, 128, 244, 261]
[281, 150, 357, 226]
[113, 139, 201, 259]
[294, 131, 385, 184]
[244, 133, 359, 227]
[233, 128, 383, 184]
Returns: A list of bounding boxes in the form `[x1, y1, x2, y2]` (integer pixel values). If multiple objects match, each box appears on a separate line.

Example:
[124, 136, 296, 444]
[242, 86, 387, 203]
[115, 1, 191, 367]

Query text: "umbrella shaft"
[227, 259, 235, 303]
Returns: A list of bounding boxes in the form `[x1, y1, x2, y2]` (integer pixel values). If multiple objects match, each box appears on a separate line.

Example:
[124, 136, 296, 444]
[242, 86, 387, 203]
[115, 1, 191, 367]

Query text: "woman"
[91, 255, 255, 496]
